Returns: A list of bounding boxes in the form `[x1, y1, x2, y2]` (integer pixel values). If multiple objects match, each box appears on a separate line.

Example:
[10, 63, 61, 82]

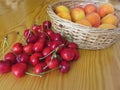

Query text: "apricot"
[55, 5, 70, 14]
[98, 3, 114, 18]
[76, 19, 92, 27]
[101, 14, 117, 26]
[84, 4, 97, 14]
[70, 7, 85, 22]
[98, 24, 116, 29]
[57, 12, 71, 20]
[86, 12, 101, 27]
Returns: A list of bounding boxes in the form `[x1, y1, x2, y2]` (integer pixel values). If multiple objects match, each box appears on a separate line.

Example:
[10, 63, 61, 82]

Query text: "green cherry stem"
[25, 72, 43, 77]
[2, 37, 6, 59]
[41, 67, 58, 75]
[17, 32, 26, 44]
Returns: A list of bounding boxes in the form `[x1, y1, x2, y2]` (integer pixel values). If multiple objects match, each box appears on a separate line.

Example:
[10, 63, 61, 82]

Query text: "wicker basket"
[47, 0, 120, 50]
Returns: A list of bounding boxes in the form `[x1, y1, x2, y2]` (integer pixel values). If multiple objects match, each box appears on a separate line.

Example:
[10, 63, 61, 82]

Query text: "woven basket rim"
[47, 0, 120, 33]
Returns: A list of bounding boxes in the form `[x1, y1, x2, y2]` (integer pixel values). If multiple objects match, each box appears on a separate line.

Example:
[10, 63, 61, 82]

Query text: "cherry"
[24, 29, 34, 38]
[12, 42, 23, 54]
[23, 43, 34, 55]
[33, 41, 45, 52]
[43, 20, 51, 30]
[67, 42, 78, 49]
[50, 41, 64, 53]
[16, 53, 29, 63]
[46, 41, 52, 47]
[61, 37, 68, 45]
[60, 48, 75, 61]
[38, 32, 47, 39]
[37, 38, 46, 43]
[59, 60, 70, 73]
[45, 55, 59, 69]
[0, 61, 11, 74]
[46, 29, 54, 38]
[34, 62, 48, 74]
[12, 63, 28, 78]
[51, 33, 62, 41]
[42, 47, 52, 56]
[32, 24, 44, 33]
[26, 33, 38, 44]
[50, 41, 63, 51]
[72, 49, 80, 61]
[30, 53, 43, 66]
[4, 52, 16, 64]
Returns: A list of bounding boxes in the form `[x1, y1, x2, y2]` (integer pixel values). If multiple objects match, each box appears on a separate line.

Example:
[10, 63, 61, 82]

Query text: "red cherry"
[72, 49, 80, 61]
[24, 29, 35, 38]
[12, 63, 28, 78]
[0, 61, 11, 74]
[12, 42, 23, 54]
[60, 48, 75, 61]
[34, 62, 48, 74]
[24, 29, 31, 38]
[50, 41, 64, 53]
[46, 29, 54, 38]
[16, 53, 29, 63]
[30, 53, 43, 66]
[26, 33, 38, 44]
[46, 41, 52, 47]
[43, 20, 51, 30]
[38, 32, 47, 39]
[23, 43, 34, 55]
[33, 41, 45, 52]
[61, 37, 68, 45]
[42, 47, 52, 56]
[67, 42, 78, 49]
[45, 55, 59, 69]
[37, 38, 46, 43]
[50, 41, 63, 50]
[51, 33, 62, 41]
[4, 52, 16, 64]
[59, 60, 70, 73]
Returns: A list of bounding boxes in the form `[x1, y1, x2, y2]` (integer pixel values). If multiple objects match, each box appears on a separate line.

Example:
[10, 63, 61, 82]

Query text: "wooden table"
[0, 0, 120, 90]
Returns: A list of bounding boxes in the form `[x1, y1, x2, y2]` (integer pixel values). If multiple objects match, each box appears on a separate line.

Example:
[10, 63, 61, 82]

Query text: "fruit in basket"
[84, 4, 97, 14]
[70, 7, 85, 22]
[86, 12, 101, 27]
[98, 3, 114, 18]
[101, 14, 118, 26]
[57, 12, 71, 20]
[98, 24, 116, 29]
[76, 18, 92, 27]
[55, 5, 70, 14]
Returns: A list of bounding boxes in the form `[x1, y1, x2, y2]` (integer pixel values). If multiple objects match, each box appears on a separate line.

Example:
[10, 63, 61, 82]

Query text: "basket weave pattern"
[47, 0, 120, 50]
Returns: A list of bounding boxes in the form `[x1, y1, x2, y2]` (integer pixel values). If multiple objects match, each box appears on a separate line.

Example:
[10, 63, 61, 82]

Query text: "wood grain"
[0, 0, 120, 90]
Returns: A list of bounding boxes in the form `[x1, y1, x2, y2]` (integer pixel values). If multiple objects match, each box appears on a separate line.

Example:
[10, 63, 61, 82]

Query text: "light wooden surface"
[0, 0, 120, 90]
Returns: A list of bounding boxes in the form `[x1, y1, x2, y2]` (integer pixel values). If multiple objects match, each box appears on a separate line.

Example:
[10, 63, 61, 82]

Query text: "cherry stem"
[2, 36, 6, 59]
[4, 36, 11, 52]
[17, 32, 26, 44]
[41, 67, 58, 75]
[43, 44, 63, 70]
[39, 44, 64, 60]
[25, 29, 32, 42]
[25, 72, 43, 77]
